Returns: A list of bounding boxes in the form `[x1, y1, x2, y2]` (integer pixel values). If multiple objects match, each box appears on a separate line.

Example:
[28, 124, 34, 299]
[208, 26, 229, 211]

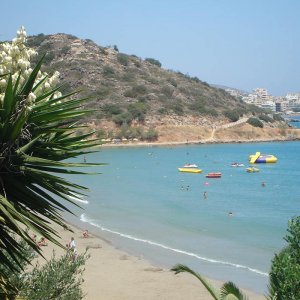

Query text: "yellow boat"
[246, 167, 259, 173]
[178, 168, 202, 173]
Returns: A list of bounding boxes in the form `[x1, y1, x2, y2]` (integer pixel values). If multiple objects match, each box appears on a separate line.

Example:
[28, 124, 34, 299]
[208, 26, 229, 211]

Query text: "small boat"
[206, 172, 222, 178]
[178, 168, 202, 173]
[231, 162, 245, 167]
[246, 167, 259, 173]
[249, 152, 277, 163]
[183, 163, 198, 168]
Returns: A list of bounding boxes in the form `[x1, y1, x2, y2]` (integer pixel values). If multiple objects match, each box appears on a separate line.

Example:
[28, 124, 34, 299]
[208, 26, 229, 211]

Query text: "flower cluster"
[0, 26, 62, 106]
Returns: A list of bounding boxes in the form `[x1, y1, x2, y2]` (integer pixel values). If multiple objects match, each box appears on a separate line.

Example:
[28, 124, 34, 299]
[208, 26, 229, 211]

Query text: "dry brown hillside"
[24, 33, 298, 143]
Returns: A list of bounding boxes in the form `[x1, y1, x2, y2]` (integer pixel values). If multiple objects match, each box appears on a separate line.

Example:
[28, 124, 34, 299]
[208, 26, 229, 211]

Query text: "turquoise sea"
[65, 141, 300, 294]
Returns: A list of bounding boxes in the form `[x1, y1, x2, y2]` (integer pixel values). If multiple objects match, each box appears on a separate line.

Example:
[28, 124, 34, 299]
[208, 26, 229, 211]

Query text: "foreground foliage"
[267, 216, 300, 300]
[0, 239, 88, 300]
[0, 27, 101, 296]
[171, 264, 248, 300]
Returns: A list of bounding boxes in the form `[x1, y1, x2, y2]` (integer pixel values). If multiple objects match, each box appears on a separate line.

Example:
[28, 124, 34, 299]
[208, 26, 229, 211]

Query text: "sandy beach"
[37, 220, 266, 300]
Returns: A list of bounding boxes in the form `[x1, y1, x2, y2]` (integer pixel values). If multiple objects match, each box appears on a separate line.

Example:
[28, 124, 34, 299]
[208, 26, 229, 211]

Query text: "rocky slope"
[25, 33, 295, 143]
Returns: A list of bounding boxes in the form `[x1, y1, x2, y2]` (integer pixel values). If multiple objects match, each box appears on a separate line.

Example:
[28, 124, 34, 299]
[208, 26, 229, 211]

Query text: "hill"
[25, 33, 295, 143]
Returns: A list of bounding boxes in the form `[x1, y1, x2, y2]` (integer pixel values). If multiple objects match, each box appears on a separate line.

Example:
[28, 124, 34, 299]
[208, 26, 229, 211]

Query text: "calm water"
[65, 142, 300, 294]
[289, 115, 300, 128]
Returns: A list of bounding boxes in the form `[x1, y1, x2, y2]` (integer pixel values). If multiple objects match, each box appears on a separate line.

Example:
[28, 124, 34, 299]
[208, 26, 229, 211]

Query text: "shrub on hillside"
[141, 128, 158, 141]
[171, 101, 184, 115]
[102, 104, 123, 116]
[117, 53, 130, 66]
[102, 65, 116, 77]
[124, 85, 147, 98]
[273, 113, 284, 121]
[145, 58, 162, 67]
[224, 110, 239, 122]
[161, 86, 174, 97]
[167, 78, 177, 87]
[247, 117, 263, 128]
[258, 114, 274, 123]
[112, 112, 133, 126]
[127, 102, 147, 121]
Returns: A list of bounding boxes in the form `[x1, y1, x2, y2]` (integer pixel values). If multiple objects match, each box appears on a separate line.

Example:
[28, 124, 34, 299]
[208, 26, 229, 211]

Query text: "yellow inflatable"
[249, 152, 277, 163]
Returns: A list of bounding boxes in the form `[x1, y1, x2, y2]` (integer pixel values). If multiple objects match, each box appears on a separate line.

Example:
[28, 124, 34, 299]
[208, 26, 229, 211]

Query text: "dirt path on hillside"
[208, 117, 248, 141]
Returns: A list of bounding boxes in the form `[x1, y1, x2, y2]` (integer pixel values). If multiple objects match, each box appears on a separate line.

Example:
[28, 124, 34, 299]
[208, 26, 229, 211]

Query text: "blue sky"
[1, 0, 299, 95]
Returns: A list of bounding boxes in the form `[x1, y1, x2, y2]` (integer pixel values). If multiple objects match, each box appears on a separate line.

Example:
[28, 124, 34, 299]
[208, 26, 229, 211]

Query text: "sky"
[1, 0, 299, 96]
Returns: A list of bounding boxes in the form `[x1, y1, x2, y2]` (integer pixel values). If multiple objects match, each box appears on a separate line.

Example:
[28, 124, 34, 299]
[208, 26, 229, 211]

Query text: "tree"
[0, 27, 102, 296]
[171, 264, 248, 300]
[267, 216, 300, 300]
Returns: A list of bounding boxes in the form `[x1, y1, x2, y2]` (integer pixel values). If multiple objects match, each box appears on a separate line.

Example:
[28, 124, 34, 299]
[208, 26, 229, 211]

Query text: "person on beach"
[31, 233, 37, 242]
[72, 248, 78, 261]
[68, 237, 76, 250]
[83, 229, 89, 238]
[38, 237, 48, 247]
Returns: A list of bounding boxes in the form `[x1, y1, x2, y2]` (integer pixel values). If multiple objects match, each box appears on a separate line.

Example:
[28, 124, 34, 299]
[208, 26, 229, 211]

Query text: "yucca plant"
[0, 55, 102, 296]
[171, 264, 248, 300]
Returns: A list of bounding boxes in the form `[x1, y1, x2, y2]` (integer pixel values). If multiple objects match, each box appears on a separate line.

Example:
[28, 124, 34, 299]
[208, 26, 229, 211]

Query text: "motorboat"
[249, 152, 277, 163]
[178, 167, 202, 173]
[231, 162, 245, 167]
[206, 172, 222, 178]
[246, 167, 259, 173]
[183, 163, 198, 168]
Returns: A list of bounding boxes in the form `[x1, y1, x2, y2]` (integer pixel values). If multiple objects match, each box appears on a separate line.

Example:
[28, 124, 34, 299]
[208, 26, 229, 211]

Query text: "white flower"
[0, 79, 6, 88]
[28, 92, 36, 103]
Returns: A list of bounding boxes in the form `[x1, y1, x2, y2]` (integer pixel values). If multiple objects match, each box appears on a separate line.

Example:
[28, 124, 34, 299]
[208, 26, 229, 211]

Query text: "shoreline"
[38, 218, 266, 300]
[99, 136, 300, 148]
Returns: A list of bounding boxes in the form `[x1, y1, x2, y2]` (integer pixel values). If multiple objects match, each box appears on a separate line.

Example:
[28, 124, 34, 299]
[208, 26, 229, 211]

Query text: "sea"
[64, 141, 300, 295]
[288, 114, 300, 129]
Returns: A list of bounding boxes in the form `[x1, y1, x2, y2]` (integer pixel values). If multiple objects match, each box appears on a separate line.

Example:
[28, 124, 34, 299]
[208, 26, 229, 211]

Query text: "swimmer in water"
[228, 211, 233, 217]
[203, 191, 207, 199]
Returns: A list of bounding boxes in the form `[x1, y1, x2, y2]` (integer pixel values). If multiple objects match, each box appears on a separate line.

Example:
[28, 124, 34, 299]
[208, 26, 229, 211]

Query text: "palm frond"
[220, 281, 248, 300]
[171, 264, 219, 300]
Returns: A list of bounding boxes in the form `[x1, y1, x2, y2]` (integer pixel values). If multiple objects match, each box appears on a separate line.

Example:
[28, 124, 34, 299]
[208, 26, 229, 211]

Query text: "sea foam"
[80, 213, 268, 277]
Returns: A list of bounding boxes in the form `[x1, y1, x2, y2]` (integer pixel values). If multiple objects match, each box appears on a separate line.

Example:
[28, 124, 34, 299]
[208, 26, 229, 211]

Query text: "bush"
[161, 86, 174, 97]
[26, 33, 46, 47]
[171, 101, 184, 115]
[61, 45, 71, 55]
[145, 58, 162, 67]
[273, 113, 284, 121]
[102, 65, 115, 77]
[20, 252, 89, 300]
[124, 85, 147, 98]
[127, 102, 147, 121]
[117, 53, 129, 66]
[224, 110, 240, 122]
[112, 112, 133, 126]
[102, 104, 123, 116]
[96, 86, 111, 99]
[142, 128, 158, 141]
[268, 216, 300, 300]
[258, 114, 274, 123]
[158, 107, 167, 115]
[122, 72, 135, 82]
[167, 78, 177, 87]
[247, 117, 263, 128]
